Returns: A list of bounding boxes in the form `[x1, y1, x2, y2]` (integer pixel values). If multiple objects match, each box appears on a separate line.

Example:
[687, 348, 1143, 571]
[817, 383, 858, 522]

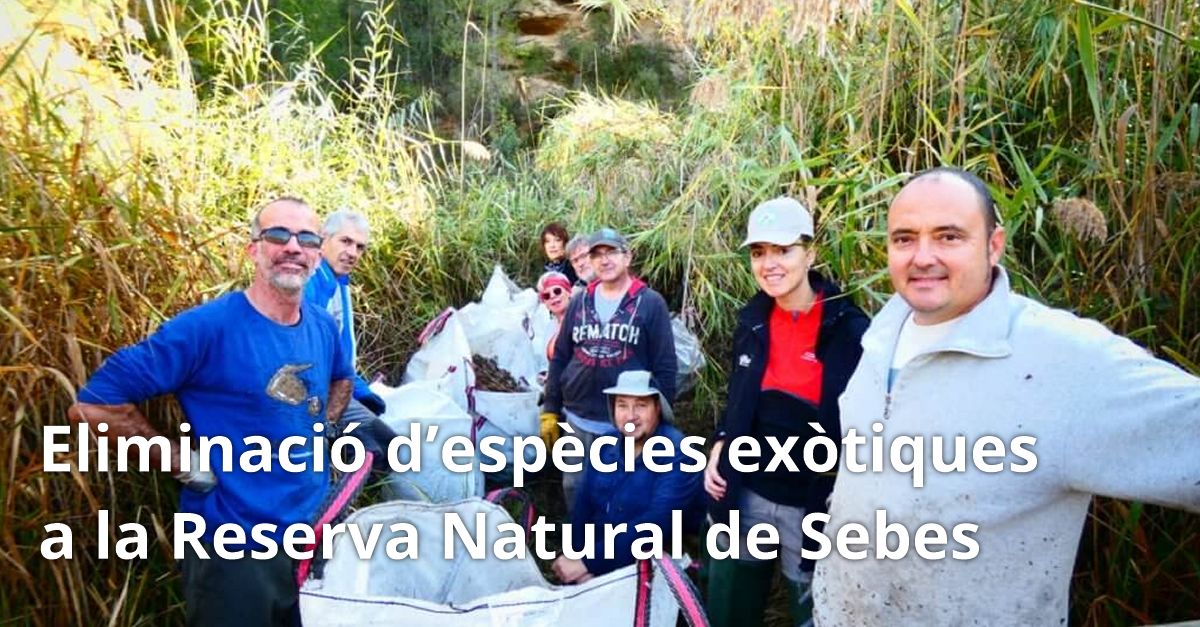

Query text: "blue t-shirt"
[79, 291, 354, 544]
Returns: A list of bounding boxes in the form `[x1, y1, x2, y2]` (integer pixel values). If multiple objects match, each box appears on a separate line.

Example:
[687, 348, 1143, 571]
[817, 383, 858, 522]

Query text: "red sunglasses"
[540, 286, 566, 301]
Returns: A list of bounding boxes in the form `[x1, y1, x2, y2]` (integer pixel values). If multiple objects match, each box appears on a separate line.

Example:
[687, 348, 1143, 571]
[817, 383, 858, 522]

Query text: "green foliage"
[561, 13, 687, 104]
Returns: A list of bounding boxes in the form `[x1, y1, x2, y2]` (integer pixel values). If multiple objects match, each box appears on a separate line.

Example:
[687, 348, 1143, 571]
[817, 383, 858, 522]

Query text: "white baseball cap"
[740, 196, 814, 247]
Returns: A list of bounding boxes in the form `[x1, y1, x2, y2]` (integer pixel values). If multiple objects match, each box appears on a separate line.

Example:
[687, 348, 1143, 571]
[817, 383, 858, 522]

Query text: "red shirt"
[760, 296, 824, 404]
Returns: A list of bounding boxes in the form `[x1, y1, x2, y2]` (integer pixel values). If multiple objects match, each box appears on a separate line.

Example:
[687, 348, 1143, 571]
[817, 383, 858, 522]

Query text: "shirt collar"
[320, 258, 351, 286]
[863, 265, 1014, 370]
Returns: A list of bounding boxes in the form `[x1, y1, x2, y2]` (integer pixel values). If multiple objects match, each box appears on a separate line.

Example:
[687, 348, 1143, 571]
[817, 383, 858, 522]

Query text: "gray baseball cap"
[588, 227, 629, 252]
[740, 197, 814, 247]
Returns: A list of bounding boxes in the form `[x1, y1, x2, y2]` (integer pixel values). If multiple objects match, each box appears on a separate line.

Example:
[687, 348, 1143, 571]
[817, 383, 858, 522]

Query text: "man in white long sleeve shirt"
[814, 167, 1200, 626]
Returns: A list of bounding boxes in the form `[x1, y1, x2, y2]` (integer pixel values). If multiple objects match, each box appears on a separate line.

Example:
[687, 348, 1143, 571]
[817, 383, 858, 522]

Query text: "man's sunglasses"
[255, 226, 323, 249]
[540, 286, 566, 301]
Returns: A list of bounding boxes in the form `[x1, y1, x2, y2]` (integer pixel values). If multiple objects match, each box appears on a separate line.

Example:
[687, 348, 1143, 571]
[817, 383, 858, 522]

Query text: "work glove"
[539, 412, 561, 447]
[359, 392, 387, 416]
[172, 449, 217, 493]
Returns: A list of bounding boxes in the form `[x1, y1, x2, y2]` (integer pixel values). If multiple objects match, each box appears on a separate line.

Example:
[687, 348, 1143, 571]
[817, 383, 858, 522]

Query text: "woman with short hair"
[540, 222, 577, 285]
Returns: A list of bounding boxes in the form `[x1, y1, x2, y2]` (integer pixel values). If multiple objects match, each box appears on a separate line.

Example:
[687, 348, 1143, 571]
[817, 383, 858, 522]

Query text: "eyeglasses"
[588, 248, 626, 261]
[255, 226, 323, 249]
[570, 252, 589, 264]
[540, 287, 566, 301]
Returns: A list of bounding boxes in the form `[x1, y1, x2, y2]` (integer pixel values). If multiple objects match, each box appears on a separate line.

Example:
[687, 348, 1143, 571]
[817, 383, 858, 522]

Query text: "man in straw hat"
[552, 370, 704, 583]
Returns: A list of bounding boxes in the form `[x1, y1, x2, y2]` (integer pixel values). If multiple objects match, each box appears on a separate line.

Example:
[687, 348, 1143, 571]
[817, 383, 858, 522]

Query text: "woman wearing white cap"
[703, 197, 869, 627]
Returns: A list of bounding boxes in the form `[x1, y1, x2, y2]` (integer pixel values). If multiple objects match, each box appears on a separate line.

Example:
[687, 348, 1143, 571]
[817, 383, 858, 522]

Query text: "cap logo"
[756, 211, 777, 227]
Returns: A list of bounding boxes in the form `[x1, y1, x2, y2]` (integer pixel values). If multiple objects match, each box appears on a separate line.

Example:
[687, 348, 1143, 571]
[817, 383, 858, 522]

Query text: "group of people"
[68, 166, 1200, 627]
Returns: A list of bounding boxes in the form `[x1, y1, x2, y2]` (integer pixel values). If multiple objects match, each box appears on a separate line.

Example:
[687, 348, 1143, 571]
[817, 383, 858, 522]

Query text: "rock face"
[514, 0, 582, 36]
[492, 0, 687, 108]
[411, 0, 688, 145]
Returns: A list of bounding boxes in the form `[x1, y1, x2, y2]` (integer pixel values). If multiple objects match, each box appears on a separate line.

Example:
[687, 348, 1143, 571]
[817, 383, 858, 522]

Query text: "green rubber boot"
[786, 576, 814, 627]
[705, 558, 775, 627]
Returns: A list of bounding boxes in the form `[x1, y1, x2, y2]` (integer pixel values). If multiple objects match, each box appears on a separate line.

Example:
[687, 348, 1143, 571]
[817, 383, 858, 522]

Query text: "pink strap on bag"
[632, 556, 710, 627]
[295, 451, 375, 586]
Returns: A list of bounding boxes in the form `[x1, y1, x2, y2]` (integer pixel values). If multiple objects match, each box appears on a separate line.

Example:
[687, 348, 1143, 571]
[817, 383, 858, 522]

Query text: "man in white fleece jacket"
[814, 167, 1200, 626]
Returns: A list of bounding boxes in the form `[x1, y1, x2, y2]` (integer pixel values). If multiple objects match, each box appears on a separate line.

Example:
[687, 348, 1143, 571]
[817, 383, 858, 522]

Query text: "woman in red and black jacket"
[703, 197, 869, 627]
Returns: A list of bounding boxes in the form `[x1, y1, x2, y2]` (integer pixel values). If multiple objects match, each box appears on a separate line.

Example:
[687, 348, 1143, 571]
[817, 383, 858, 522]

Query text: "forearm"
[67, 402, 182, 473]
[326, 379, 352, 423]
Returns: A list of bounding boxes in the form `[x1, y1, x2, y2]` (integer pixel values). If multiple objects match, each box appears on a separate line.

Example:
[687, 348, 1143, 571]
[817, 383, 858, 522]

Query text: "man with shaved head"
[69, 196, 354, 626]
[814, 167, 1200, 625]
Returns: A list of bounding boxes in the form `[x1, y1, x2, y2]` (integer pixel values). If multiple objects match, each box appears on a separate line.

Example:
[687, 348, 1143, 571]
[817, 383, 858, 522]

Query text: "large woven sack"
[299, 494, 709, 627]
[372, 380, 484, 503]
[401, 308, 474, 411]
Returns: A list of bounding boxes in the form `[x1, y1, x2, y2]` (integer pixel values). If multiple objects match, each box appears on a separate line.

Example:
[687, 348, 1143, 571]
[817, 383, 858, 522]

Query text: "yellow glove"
[539, 412, 561, 447]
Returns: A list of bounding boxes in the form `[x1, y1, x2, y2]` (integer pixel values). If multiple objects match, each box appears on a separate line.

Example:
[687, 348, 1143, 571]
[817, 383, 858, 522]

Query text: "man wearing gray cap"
[542, 228, 678, 512]
[704, 197, 868, 627]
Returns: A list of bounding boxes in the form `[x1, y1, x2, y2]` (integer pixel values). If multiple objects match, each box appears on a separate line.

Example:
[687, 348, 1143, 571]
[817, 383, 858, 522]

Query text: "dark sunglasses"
[540, 286, 566, 301]
[255, 226, 323, 249]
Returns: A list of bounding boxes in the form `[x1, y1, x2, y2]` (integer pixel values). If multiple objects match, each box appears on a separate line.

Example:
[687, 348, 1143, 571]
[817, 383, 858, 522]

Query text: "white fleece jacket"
[814, 267, 1200, 626]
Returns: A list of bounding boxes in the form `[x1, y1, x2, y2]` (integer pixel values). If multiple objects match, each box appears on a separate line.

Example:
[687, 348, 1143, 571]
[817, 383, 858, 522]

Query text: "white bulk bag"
[457, 265, 544, 444]
[372, 381, 483, 503]
[480, 263, 539, 314]
[472, 388, 540, 438]
[299, 497, 709, 627]
[458, 301, 541, 394]
[402, 308, 474, 411]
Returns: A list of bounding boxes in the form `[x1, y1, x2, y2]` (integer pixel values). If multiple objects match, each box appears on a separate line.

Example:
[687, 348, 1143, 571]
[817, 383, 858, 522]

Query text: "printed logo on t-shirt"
[571, 322, 641, 368]
[266, 363, 313, 405]
[572, 321, 642, 345]
[801, 350, 818, 363]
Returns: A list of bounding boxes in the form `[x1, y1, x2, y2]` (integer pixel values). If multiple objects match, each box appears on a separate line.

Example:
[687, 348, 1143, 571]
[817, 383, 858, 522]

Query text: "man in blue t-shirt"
[68, 196, 354, 627]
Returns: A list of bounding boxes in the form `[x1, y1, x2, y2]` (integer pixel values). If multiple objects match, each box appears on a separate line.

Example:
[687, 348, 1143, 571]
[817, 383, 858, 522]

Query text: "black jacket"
[544, 258, 578, 286]
[709, 271, 869, 564]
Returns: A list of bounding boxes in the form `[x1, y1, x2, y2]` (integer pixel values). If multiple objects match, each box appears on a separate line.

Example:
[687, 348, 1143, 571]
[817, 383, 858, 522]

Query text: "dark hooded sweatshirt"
[544, 277, 677, 426]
